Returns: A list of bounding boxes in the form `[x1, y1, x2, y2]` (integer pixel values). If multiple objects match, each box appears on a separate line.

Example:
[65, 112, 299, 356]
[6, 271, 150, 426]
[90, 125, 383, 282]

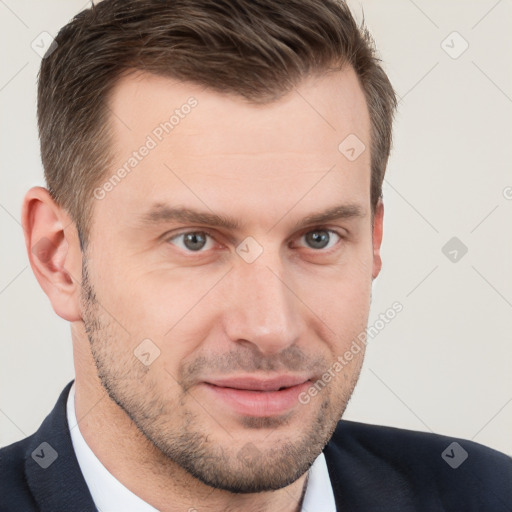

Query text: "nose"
[222, 256, 303, 356]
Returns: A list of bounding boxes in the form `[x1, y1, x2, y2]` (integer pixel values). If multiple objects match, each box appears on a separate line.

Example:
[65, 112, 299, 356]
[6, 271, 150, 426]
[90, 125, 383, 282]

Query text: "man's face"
[81, 68, 380, 492]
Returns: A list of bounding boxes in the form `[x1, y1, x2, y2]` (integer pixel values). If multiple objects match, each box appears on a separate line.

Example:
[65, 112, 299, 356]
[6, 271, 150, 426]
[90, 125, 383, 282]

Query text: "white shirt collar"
[66, 381, 336, 512]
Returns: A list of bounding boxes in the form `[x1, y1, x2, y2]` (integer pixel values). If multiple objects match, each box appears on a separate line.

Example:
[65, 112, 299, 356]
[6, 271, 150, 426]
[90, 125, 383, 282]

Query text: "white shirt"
[66, 382, 336, 512]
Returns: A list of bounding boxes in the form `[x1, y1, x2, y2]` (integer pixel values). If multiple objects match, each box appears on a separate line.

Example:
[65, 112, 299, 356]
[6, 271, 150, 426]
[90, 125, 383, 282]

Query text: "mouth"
[199, 375, 313, 417]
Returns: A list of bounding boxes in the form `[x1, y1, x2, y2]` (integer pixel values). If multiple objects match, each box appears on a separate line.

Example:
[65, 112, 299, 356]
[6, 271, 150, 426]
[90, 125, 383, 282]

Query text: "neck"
[71, 327, 309, 512]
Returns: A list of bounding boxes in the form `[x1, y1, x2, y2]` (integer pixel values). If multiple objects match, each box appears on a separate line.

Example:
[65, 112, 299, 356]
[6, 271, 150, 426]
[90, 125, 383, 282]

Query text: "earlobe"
[21, 186, 83, 322]
[372, 199, 384, 280]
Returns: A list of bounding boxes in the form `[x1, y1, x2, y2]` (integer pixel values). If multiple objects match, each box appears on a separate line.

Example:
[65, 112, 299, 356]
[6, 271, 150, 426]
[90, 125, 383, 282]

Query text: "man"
[1, 0, 510, 510]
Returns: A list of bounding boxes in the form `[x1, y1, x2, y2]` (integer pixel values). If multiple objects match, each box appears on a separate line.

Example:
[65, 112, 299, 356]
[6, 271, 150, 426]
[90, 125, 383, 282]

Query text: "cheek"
[320, 289, 371, 359]
[329, 274, 372, 321]
[91, 257, 183, 336]
[90, 266, 217, 378]
[293, 265, 373, 379]
[296, 252, 373, 326]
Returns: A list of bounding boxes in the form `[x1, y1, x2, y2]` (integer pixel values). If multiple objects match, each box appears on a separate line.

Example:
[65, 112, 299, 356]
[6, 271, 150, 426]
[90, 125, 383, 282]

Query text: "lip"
[199, 375, 312, 417]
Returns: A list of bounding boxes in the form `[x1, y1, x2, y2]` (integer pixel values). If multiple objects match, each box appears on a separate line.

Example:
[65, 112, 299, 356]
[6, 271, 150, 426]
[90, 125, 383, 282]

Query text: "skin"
[22, 66, 383, 512]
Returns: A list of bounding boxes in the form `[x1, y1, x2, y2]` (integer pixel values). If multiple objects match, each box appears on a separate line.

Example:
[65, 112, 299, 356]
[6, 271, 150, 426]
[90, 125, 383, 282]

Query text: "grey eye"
[183, 232, 207, 251]
[169, 231, 213, 252]
[302, 230, 339, 250]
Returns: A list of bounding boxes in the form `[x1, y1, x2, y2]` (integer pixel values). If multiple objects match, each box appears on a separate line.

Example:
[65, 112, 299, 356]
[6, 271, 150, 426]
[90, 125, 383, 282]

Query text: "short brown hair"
[38, 0, 396, 246]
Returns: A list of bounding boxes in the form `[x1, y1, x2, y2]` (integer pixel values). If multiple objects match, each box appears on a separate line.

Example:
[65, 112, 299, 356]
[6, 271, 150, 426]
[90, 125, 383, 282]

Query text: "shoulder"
[0, 380, 78, 512]
[0, 435, 39, 511]
[329, 419, 511, 464]
[324, 420, 512, 510]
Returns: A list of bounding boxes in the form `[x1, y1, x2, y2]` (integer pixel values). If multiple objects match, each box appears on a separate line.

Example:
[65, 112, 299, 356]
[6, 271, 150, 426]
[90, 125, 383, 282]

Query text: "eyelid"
[296, 225, 347, 238]
[164, 227, 233, 244]
[166, 229, 219, 249]
[291, 227, 344, 251]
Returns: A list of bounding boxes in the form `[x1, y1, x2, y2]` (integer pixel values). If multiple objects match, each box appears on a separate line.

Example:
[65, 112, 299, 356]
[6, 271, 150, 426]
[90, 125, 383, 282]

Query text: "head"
[24, 0, 396, 494]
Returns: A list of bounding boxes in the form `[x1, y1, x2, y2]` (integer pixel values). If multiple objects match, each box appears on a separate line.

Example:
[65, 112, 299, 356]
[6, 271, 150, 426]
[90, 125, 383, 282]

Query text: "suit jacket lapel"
[24, 380, 98, 512]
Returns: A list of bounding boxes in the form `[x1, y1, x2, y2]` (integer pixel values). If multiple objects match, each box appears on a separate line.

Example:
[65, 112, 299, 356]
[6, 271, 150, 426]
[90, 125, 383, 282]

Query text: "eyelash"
[165, 227, 344, 255]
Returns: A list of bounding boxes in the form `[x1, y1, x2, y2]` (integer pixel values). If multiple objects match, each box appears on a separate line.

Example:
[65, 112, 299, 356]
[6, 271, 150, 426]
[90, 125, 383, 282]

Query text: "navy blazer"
[1, 380, 511, 511]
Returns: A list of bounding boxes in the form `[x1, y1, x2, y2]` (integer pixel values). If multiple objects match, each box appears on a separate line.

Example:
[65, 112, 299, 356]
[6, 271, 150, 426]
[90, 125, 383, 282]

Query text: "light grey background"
[1, 0, 511, 455]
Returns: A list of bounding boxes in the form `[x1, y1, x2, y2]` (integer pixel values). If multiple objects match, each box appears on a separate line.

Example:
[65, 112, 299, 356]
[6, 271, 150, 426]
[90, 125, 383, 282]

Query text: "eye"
[167, 231, 216, 252]
[297, 229, 341, 251]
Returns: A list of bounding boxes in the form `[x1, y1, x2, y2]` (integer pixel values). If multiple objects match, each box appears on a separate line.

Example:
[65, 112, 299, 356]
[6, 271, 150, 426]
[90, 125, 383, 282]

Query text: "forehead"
[108, 68, 370, 154]
[95, 69, 371, 234]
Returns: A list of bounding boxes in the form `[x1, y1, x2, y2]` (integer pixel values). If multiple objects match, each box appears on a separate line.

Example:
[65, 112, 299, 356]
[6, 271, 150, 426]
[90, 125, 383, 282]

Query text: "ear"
[21, 186, 83, 322]
[371, 199, 384, 280]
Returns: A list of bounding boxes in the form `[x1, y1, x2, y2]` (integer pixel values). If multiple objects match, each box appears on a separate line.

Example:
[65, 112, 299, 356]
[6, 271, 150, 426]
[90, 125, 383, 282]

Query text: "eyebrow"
[138, 203, 365, 232]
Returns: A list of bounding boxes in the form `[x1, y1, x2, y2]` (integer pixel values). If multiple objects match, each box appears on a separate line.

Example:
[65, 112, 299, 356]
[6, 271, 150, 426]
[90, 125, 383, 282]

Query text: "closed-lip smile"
[200, 374, 313, 417]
